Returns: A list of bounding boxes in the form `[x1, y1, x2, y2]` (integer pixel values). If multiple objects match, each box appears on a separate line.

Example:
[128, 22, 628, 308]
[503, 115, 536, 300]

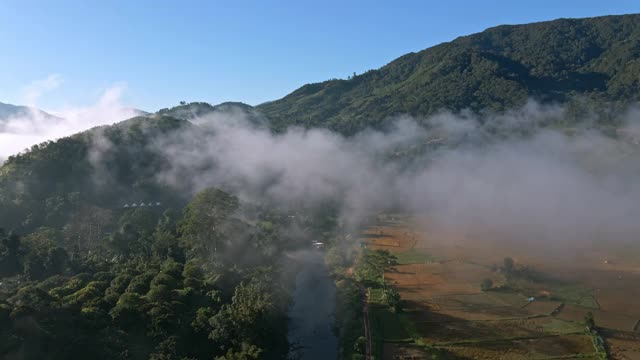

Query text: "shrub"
[480, 278, 493, 291]
[126, 272, 155, 294]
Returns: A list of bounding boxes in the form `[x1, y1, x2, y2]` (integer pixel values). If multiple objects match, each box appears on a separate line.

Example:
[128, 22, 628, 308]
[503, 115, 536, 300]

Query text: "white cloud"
[151, 103, 640, 251]
[0, 81, 140, 161]
[21, 74, 63, 106]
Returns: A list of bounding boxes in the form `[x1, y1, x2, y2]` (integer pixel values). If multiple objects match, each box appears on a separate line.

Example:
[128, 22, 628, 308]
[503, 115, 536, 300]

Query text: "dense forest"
[257, 14, 640, 134]
[0, 185, 300, 359]
[0, 115, 341, 359]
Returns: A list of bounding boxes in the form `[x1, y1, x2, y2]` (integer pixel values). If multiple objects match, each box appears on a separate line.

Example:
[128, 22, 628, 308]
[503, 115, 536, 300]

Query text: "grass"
[369, 306, 416, 342]
[535, 285, 599, 309]
[549, 286, 599, 309]
[543, 318, 585, 335]
[369, 288, 385, 305]
[369, 306, 418, 359]
[360, 219, 602, 359]
[485, 290, 531, 307]
[507, 280, 600, 309]
[519, 354, 602, 359]
[394, 248, 436, 265]
[430, 333, 564, 346]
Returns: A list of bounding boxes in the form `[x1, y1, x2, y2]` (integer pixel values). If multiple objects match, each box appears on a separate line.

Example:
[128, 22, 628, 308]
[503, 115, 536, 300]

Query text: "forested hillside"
[0, 112, 335, 360]
[0, 186, 297, 359]
[258, 14, 640, 134]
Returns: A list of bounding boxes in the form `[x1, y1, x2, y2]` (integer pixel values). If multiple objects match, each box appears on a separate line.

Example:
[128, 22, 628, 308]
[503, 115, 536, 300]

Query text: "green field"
[543, 318, 585, 334]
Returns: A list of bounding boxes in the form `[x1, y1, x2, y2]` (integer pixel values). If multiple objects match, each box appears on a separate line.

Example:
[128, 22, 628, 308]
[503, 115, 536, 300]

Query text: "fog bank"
[0, 83, 140, 161]
[151, 101, 640, 248]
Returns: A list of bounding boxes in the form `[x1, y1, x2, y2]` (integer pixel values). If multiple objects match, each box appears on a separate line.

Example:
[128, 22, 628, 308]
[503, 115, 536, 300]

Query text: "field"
[603, 330, 640, 360]
[360, 215, 640, 359]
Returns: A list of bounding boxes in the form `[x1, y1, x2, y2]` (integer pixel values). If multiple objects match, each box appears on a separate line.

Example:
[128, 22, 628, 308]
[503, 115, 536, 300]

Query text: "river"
[287, 248, 338, 360]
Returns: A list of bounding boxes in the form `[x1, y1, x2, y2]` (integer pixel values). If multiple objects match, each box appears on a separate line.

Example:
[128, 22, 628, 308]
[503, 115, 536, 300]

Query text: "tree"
[46, 246, 69, 275]
[480, 278, 493, 291]
[228, 279, 273, 326]
[179, 188, 239, 258]
[215, 342, 262, 360]
[503, 257, 515, 273]
[354, 249, 396, 284]
[110, 292, 146, 329]
[353, 336, 367, 354]
[0, 229, 22, 275]
[383, 286, 402, 312]
[584, 311, 595, 329]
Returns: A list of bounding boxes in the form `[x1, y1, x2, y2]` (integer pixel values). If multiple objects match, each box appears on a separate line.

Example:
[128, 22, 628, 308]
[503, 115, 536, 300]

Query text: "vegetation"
[493, 257, 600, 309]
[322, 240, 365, 360]
[157, 101, 267, 126]
[334, 277, 364, 360]
[258, 14, 640, 134]
[0, 115, 191, 237]
[353, 249, 396, 286]
[480, 278, 494, 291]
[584, 312, 596, 330]
[393, 248, 435, 265]
[496, 256, 541, 284]
[0, 187, 294, 360]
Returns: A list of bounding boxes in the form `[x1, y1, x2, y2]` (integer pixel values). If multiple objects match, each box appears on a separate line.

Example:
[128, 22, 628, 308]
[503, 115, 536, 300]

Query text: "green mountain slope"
[0, 116, 307, 360]
[157, 101, 268, 126]
[0, 115, 190, 233]
[3, 14, 640, 234]
[257, 14, 640, 134]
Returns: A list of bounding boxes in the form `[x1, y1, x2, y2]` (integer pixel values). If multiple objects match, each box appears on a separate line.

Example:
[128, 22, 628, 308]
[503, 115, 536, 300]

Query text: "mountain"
[2, 14, 640, 360]
[3, 13, 640, 232]
[0, 102, 148, 124]
[4, 13, 640, 231]
[257, 14, 640, 134]
[0, 115, 190, 229]
[0, 101, 62, 126]
[124, 107, 151, 117]
[0, 113, 294, 359]
[156, 101, 268, 125]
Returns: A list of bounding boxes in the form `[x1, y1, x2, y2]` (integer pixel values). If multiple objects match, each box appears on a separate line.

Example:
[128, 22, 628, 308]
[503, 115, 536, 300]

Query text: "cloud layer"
[0, 79, 140, 162]
[149, 102, 640, 250]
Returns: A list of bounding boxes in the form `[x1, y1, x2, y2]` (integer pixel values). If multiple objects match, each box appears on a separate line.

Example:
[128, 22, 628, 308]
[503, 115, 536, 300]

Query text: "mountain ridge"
[256, 13, 640, 134]
[0, 101, 62, 123]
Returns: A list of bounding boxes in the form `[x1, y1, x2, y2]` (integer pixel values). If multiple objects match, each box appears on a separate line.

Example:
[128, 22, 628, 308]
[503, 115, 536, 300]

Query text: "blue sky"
[1, 0, 638, 112]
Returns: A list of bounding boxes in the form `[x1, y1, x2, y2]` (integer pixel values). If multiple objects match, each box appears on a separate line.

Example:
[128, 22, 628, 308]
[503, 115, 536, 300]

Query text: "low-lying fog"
[145, 101, 640, 252]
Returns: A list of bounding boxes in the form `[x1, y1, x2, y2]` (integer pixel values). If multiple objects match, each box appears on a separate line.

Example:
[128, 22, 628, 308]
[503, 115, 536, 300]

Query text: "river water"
[287, 249, 338, 360]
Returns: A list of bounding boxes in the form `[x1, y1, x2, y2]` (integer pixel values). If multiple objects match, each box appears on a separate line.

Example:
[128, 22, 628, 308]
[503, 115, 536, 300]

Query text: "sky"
[0, 0, 638, 112]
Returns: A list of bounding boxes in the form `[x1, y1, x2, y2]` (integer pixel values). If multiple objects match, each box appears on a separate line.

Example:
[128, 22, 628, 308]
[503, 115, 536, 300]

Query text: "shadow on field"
[399, 299, 597, 359]
[369, 298, 475, 359]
